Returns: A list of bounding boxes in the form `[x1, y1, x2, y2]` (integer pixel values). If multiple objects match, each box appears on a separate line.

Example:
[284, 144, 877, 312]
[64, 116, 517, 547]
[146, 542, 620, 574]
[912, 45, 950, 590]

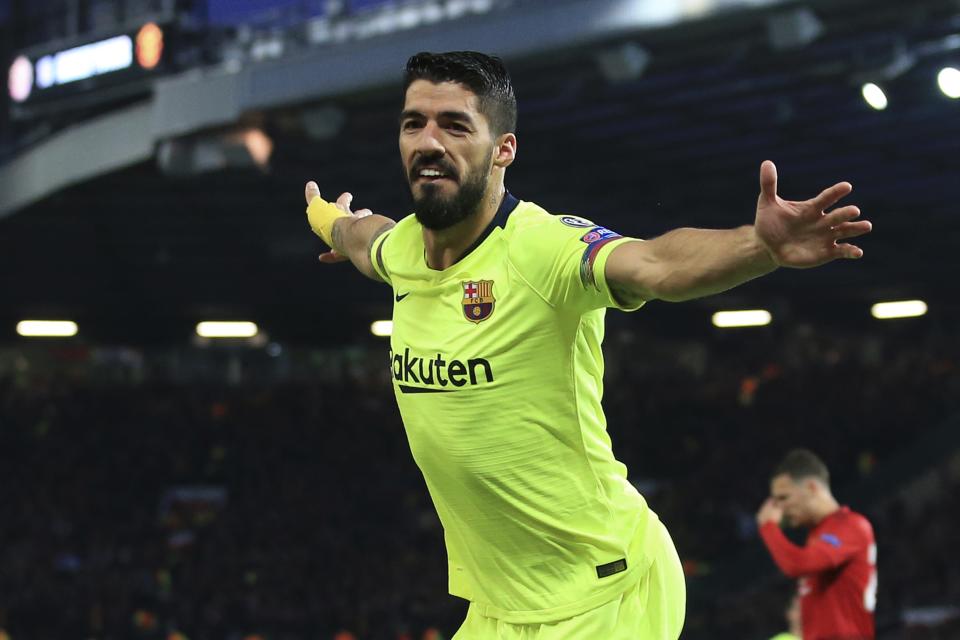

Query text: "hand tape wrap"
[306, 195, 349, 247]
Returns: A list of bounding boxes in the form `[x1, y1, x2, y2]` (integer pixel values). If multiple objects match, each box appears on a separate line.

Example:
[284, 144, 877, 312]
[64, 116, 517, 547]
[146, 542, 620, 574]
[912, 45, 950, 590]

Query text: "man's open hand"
[304, 181, 372, 264]
[754, 161, 873, 268]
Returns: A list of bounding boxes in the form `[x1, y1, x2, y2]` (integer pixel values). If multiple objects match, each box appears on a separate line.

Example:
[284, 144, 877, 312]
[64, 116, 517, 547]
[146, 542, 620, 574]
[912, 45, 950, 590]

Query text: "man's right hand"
[756, 497, 784, 527]
[304, 181, 372, 264]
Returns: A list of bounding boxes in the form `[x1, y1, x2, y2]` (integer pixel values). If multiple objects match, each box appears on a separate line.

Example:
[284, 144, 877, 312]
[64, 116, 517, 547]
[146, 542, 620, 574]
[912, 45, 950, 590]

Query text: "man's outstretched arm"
[605, 160, 872, 303]
[304, 181, 395, 282]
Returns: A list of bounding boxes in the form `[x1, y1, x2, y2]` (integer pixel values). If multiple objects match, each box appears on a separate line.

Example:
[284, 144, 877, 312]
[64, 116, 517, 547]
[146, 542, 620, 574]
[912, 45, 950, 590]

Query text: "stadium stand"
[1, 325, 958, 638]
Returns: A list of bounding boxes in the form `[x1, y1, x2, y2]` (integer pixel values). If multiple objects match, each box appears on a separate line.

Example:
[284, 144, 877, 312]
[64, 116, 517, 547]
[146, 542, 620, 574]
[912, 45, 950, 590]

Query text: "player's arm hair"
[759, 523, 857, 578]
[605, 226, 776, 303]
[331, 215, 395, 282]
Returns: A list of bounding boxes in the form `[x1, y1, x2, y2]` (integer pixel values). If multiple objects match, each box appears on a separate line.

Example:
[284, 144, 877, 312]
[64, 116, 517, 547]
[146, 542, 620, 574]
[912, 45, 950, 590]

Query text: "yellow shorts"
[453, 518, 686, 639]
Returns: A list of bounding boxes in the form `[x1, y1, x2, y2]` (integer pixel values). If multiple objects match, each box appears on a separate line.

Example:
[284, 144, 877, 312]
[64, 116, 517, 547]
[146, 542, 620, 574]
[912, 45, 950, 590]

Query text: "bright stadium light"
[370, 320, 393, 337]
[40, 35, 133, 87]
[16, 320, 78, 337]
[861, 83, 888, 110]
[712, 310, 772, 328]
[196, 321, 259, 338]
[937, 67, 960, 99]
[135, 22, 164, 70]
[7, 55, 33, 102]
[871, 300, 927, 320]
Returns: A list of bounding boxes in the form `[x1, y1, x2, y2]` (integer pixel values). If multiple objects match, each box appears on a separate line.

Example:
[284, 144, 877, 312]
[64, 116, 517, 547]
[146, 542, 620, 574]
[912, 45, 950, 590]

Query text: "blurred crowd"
[1, 323, 958, 639]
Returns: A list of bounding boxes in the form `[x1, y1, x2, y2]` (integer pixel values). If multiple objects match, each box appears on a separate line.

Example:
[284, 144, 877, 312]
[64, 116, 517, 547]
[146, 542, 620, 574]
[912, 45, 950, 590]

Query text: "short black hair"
[403, 51, 517, 136]
[773, 448, 830, 485]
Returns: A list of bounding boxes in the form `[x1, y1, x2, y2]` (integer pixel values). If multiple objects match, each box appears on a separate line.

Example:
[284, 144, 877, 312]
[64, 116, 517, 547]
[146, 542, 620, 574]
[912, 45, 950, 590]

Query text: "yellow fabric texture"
[372, 199, 667, 623]
[453, 517, 686, 639]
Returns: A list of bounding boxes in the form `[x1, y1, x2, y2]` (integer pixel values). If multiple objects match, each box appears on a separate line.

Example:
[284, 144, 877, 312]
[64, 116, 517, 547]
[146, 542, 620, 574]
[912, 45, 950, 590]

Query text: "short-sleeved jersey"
[369, 193, 658, 623]
[761, 507, 876, 640]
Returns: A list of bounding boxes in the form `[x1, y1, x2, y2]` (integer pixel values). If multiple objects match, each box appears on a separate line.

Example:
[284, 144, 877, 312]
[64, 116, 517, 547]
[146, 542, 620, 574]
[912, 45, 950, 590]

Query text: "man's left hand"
[754, 160, 872, 268]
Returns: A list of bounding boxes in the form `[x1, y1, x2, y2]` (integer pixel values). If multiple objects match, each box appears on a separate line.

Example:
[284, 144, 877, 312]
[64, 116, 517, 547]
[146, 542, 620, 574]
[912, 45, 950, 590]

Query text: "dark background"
[1, 1, 958, 638]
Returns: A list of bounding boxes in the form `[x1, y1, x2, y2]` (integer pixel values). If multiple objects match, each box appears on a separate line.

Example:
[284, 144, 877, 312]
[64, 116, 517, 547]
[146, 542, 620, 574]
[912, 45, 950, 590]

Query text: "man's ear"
[493, 133, 517, 169]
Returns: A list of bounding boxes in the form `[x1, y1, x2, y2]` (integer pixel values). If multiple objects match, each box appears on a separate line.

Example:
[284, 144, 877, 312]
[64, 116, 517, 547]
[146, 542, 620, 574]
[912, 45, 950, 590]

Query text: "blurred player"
[757, 449, 877, 640]
[769, 594, 802, 640]
[303, 51, 872, 638]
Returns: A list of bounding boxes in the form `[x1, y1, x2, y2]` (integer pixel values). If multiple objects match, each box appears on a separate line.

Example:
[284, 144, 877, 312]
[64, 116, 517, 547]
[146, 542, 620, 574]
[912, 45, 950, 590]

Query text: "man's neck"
[423, 184, 505, 270]
[811, 497, 841, 526]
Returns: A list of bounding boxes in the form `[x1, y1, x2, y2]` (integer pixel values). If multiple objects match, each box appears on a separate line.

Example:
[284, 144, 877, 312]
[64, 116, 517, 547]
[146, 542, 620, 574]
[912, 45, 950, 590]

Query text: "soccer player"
[757, 449, 877, 640]
[304, 51, 872, 638]
[769, 594, 802, 640]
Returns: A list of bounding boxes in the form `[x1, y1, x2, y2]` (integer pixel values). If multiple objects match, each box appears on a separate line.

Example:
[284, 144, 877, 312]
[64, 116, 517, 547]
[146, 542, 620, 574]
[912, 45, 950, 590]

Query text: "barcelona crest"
[462, 280, 495, 324]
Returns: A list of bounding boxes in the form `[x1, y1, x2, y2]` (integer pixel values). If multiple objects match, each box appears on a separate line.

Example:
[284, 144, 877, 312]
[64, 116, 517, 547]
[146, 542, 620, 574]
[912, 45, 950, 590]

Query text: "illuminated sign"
[7, 55, 33, 102]
[35, 35, 133, 89]
[136, 22, 164, 70]
[8, 23, 166, 105]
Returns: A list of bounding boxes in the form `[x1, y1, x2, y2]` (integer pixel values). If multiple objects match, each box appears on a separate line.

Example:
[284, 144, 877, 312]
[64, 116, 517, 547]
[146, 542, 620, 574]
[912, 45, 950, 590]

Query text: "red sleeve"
[759, 521, 864, 578]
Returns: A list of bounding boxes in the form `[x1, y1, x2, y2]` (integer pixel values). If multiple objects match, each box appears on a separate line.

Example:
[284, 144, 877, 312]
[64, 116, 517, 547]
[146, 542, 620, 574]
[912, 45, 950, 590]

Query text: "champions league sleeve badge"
[579, 226, 623, 290]
[559, 215, 594, 228]
[462, 280, 495, 323]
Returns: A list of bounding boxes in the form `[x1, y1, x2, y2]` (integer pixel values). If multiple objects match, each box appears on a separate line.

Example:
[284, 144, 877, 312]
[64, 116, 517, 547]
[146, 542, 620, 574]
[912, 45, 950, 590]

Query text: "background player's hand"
[304, 182, 373, 264]
[753, 160, 872, 268]
[756, 497, 784, 527]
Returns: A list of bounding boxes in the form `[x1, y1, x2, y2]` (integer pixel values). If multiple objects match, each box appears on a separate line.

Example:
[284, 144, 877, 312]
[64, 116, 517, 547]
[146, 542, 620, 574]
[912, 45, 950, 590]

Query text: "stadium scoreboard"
[7, 21, 172, 119]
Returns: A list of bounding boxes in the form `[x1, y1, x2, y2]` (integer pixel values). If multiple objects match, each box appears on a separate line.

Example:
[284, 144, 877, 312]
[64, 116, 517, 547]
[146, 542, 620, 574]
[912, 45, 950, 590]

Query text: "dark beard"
[409, 147, 494, 231]
[413, 173, 488, 231]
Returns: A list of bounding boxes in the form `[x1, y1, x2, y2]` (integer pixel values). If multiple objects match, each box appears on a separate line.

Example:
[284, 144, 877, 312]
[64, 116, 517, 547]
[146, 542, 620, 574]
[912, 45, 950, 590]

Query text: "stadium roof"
[1, 0, 958, 344]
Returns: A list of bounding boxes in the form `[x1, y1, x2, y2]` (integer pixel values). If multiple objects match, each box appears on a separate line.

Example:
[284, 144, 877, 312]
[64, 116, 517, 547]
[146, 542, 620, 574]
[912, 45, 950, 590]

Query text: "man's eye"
[402, 121, 421, 130]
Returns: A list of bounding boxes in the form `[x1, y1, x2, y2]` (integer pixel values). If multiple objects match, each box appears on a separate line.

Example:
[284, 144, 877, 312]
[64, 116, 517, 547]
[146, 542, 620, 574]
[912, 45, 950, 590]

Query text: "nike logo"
[395, 292, 410, 302]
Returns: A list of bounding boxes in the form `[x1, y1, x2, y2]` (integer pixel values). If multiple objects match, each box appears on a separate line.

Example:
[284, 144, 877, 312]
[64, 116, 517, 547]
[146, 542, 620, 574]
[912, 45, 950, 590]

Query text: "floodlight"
[711, 310, 772, 328]
[871, 300, 927, 320]
[196, 321, 259, 338]
[17, 320, 78, 337]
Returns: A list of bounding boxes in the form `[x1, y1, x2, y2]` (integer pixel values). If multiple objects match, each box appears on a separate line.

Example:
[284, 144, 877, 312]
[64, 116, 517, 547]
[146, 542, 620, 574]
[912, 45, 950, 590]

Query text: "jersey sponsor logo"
[395, 291, 410, 302]
[819, 533, 842, 547]
[580, 226, 620, 244]
[559, 215, 594, 228]
[462, 280, 495, 323]
[390, 347, 494, 393]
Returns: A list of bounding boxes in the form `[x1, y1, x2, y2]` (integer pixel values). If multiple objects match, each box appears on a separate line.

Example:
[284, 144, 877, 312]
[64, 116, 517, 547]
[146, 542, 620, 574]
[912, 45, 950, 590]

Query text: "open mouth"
[413, 167, 457, 184]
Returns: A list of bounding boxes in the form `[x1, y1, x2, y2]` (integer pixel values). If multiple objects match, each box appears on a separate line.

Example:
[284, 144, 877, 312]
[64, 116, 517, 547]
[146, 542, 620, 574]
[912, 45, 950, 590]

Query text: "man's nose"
[415, 121, 446, 155]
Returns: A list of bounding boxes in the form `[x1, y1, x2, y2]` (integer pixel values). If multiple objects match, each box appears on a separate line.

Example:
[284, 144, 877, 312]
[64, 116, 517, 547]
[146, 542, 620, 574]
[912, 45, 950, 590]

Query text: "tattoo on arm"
[367, 221, 396, 272]
[609, 282, 632, 307]
[331, 217, 346, 254]
[610, 280, 649, 307]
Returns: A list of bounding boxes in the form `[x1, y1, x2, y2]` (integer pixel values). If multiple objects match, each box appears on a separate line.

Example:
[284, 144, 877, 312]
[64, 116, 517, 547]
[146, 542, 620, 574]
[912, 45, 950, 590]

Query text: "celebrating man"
[305, 51, 872, 638]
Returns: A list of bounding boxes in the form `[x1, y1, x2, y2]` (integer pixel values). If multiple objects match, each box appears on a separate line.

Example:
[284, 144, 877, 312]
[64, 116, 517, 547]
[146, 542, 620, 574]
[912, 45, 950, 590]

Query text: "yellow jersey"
[370, 193, 658, 623]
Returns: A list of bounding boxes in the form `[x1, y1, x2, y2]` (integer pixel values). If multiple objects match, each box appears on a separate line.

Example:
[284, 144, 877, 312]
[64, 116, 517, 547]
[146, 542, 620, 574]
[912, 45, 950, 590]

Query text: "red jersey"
[760, 506, 876, 640]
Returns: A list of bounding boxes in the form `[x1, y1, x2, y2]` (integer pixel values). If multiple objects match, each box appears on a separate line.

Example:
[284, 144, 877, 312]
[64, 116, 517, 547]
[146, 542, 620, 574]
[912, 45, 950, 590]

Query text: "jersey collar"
[450, 190, 519, 265]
